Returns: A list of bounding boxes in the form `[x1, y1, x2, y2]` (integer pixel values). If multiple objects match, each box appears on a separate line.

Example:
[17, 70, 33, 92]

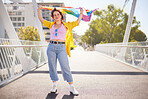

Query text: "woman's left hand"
[77, 7, 84, 24]
[80, 8, 84, 14]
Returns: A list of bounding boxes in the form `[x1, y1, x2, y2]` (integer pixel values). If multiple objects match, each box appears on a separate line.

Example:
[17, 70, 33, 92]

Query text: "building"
[4, 1, 65, 41]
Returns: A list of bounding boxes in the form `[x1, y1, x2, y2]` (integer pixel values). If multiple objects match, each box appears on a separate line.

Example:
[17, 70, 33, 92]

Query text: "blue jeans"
[47, 43, 73, 82]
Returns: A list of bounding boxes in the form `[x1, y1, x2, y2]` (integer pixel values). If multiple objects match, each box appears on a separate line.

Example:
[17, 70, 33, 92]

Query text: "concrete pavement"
[0, 47, 148, 99]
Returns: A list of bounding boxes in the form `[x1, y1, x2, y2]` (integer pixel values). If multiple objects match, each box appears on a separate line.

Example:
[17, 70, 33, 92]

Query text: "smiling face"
[53, 11, 62, 22]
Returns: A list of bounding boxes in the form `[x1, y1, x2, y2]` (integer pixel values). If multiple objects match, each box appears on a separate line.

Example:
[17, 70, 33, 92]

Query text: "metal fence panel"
[95, 42, 148, 72]
[0, 38, 48, 86]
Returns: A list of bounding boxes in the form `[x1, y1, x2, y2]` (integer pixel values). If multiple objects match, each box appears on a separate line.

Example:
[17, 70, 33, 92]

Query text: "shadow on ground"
[46, 93, 58, 99]
[29, 70, 148, 75]
[62, 93, 75, 99]
[46, 93, 75, 99]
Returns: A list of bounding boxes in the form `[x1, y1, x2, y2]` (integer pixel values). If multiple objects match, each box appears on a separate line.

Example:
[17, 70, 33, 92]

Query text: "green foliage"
[79, 42, 82, 45]
[17, 26, 47, 64]
[18, 26, 40, 41]
[81, 5, 147, 46]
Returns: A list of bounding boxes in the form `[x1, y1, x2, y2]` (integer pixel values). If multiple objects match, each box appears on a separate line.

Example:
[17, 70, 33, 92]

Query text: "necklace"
[54, 23, 62, 29]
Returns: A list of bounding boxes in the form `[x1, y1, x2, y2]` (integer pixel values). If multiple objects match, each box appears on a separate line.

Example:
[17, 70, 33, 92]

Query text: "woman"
[38, 7, 83, 96]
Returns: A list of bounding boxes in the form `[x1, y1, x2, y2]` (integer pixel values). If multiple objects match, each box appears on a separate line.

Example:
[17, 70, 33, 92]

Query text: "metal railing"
[95, 42, 148, 72]
[0, 38, 48, 86]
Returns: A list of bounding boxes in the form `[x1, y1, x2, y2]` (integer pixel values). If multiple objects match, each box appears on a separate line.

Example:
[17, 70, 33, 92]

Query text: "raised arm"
[77, 8, 84, 24]
[37, 7, 44, 23]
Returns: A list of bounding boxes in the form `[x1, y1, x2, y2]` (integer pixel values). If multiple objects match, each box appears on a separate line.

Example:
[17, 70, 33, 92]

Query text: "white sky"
[4, 0, 148, 37]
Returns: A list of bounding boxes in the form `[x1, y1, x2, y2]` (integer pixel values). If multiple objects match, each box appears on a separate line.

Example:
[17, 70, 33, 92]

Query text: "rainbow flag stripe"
[41, 7, 98, 22]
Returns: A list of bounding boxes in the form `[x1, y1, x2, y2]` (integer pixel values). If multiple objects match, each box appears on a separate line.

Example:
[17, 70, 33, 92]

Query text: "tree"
[17, 26, 47, 63]
[82, 5, 147, 46]
[18, 26, 40, 41]
[130, 27, 147, 41]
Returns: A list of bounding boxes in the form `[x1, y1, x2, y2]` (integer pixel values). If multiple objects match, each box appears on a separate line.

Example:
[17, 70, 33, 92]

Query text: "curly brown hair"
[51, 8, 64, 20]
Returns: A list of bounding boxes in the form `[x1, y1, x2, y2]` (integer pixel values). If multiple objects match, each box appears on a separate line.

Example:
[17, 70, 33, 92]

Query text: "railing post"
[10, 48, 16, 77]
[0, 49, 5, 81]
[141, 48, 148, 71]
[130, 48, 135, 65]
[37, 48, 41, 67]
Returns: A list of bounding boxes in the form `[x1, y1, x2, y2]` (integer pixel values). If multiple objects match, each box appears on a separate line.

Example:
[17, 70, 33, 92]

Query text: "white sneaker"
[70, 86, 79, 96]
[50, 85, 57, 93]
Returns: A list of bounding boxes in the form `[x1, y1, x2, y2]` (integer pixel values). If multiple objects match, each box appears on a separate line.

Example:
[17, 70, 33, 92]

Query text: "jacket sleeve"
[67, 20, 79, 29]
[43, 20, 51, 28]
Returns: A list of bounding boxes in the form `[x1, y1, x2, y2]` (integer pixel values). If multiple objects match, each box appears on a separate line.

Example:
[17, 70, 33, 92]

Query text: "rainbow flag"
[41, 7, 98, 22]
